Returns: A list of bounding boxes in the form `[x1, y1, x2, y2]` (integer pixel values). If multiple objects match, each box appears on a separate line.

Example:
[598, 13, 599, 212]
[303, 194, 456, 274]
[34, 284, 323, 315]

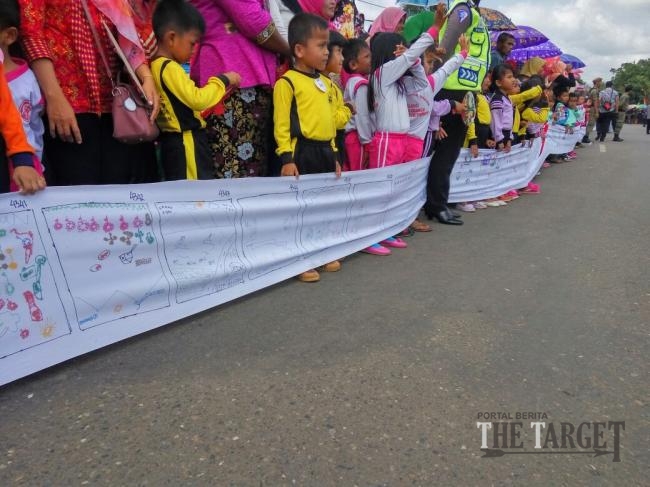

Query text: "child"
[323, 30, 352, 169]
[459, 74, 494, 210]
[489, 64, 518, 154]
[404, 35, 468, 223]
[151, 0, 240, 181]
[0, 0, 44, 191]
[520, 77, 550, 142]
[274, 13, 351, 282]
[366, 6, 444, 168]
[342, 39, 373, 171]
[0, 51, 44, 194]
[565, 92, 580, 159]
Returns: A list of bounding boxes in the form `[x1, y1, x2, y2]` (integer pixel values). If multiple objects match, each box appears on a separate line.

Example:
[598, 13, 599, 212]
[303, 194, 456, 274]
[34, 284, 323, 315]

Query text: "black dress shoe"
[433, 211, 463, 225]
[613, 136, 623, 142]
[445, 207, 462, 219]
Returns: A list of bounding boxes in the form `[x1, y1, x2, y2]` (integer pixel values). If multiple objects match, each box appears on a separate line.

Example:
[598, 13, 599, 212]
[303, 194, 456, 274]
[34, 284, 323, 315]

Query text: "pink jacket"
[190, 0, 277, 89]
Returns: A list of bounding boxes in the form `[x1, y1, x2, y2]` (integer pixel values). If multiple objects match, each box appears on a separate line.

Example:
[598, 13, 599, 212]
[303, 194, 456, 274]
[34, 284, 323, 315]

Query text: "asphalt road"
[1, 126, 648, 486]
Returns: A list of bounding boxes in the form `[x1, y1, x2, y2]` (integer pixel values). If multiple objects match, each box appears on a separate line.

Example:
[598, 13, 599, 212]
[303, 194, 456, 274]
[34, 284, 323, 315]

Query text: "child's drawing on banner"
[0, 210, 70, 358]
[156, 200, 246, 303]
[42, 203, 171, 330]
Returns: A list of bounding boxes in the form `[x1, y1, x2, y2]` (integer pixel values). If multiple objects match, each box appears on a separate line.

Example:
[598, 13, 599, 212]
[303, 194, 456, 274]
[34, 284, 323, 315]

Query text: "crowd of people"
[0, 1, 637, 283]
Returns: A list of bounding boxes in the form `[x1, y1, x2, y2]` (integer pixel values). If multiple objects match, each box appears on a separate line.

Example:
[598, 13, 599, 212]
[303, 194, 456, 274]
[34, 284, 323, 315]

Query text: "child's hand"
[470, 144, 479, 158]
[566, 64, 573, 73]
[454, 100, 467, 116]
[435, 127, 448, 140]
[13, 166, 46, 195]
[504, 141, 512, 153]
[496, 141, 504, 152]
[344, 102, 356, 115]
[486, 139, 496, 148]
[393, 44, 407, 57]
[335, 161, 342, 178]
[458, 33, 469, 53]
[281, 162, 299, 179]
[224, 72, 241, 87]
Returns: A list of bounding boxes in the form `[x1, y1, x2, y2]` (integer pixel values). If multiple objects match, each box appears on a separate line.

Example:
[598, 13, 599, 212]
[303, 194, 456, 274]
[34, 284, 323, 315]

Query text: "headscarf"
[520, 57, 545, 78]
[297, 0, 336, 28]
[298, 0, 328, 19]
[91, 0, 146, 65]
[368, 6, 406, 39]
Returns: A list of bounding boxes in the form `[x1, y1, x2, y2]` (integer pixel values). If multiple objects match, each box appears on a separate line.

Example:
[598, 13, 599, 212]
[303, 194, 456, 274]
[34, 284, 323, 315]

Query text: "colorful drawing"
[42, 203, 170, 330]
[0, 210, 70, 359]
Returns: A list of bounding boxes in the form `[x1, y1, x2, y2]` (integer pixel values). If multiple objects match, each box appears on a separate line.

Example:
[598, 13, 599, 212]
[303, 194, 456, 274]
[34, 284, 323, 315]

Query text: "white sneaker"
[457, 202, 476, 212]
[473, 201, 487, 209]
[485, 200, 501, 207]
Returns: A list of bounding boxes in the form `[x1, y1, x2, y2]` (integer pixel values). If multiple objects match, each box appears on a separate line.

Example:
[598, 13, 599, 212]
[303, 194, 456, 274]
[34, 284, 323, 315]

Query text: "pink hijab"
[368, 6, 406, 39]
[298, 0, 336, 27]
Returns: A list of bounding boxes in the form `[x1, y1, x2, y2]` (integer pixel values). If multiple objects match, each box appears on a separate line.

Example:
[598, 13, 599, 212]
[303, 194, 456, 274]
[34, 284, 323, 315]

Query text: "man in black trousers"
[424, 0, 490, 226]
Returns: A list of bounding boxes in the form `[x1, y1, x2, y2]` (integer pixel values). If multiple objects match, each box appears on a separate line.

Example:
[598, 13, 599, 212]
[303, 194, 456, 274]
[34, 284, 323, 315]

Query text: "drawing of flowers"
[20, 328, 29, 339]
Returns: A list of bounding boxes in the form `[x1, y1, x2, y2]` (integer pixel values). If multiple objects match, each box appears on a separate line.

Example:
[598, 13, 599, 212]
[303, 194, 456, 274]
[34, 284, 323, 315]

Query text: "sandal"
[397, 227, 415, 238]
[410, 219, 432, 232]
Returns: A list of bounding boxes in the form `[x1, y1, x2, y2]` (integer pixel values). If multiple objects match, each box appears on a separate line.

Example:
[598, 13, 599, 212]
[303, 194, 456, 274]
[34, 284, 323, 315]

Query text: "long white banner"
[0, 124, 582, 385]
[449, 125, 584, 203]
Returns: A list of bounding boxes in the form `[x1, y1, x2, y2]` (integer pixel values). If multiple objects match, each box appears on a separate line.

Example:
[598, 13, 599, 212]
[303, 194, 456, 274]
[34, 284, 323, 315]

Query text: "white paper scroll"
[0, 124, 583, 385]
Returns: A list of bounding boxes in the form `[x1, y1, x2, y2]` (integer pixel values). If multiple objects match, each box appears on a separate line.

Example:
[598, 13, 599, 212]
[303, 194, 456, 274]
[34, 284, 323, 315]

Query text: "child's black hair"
[568, 92, 578, 99]
[327, 30, 347, 61]
[153, 0, 205, 41]
[288, 13, 329, 58]
[0, 0, 19, 30]
[553, 85, 569, 99]
[367, 32, 406, 112]
[343, 38, 369, 73]
[489, 63, 514, 93]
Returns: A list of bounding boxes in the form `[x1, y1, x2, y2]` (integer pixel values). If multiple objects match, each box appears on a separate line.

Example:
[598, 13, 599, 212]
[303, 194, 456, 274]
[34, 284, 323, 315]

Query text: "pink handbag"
[81, 0, 159, 144]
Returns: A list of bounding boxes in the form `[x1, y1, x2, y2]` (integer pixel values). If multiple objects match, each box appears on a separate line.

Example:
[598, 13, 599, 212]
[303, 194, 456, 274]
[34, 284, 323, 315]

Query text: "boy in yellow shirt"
[151, 0, 240, 180]
[273, 13, 352, 282]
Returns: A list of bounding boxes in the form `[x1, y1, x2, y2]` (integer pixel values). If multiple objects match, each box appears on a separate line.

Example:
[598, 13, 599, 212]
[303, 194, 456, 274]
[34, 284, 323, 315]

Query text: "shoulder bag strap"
[80, 0, 115, 88]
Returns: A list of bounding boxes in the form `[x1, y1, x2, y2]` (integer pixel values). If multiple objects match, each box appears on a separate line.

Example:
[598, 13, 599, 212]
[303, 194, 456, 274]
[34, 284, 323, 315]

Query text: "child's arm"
[378, 26, 440, 89]
[160, 61, 238, 112]
[509, 85, 542, 106]
[405, 61, 430, 94]
[354, 84, 374, 146]
[273, 77, 298, 177]
[522, 107, 549, 124]
[332, 84, 352, 130]
[0, 70, 44, 194]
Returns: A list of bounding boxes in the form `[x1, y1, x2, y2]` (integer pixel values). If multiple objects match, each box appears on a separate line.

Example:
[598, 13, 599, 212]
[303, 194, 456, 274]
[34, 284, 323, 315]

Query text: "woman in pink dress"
[190, 0, 289, 178]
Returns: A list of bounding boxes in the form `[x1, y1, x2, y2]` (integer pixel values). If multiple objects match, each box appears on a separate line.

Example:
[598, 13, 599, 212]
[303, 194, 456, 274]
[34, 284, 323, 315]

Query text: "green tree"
[610, 58, 650, 104]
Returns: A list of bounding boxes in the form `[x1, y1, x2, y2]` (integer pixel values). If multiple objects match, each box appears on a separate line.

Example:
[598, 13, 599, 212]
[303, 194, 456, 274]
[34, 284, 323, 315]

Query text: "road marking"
[599, 144, 607, 153]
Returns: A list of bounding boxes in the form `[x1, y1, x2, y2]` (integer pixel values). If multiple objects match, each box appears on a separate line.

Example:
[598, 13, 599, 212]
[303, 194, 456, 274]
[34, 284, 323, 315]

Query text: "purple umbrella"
[490, 25, 549, 50]
[508, 40, 562, 62]
[560, 53, 586, 69]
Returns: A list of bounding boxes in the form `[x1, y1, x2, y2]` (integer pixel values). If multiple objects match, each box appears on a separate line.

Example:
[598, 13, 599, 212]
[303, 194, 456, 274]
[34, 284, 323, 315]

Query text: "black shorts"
[159, 129, 213, 181]
[294, 138, 337, 175]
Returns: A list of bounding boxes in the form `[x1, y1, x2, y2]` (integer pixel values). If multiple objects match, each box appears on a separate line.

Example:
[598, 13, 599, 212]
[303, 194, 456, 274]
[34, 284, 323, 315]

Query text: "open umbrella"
[508, 40, 562, 62]
[479, 7, 516, 31]
[560, 53, 586, 69]
[490, 25, 549, 50]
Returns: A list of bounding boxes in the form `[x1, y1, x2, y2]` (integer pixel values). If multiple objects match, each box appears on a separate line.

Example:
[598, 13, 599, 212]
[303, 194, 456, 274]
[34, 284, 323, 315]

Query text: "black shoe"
[432, 211, 463, 225]
[445, 206, 462, 219]
[581, 136, 591, 144]
[613, 136, 623, 142]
